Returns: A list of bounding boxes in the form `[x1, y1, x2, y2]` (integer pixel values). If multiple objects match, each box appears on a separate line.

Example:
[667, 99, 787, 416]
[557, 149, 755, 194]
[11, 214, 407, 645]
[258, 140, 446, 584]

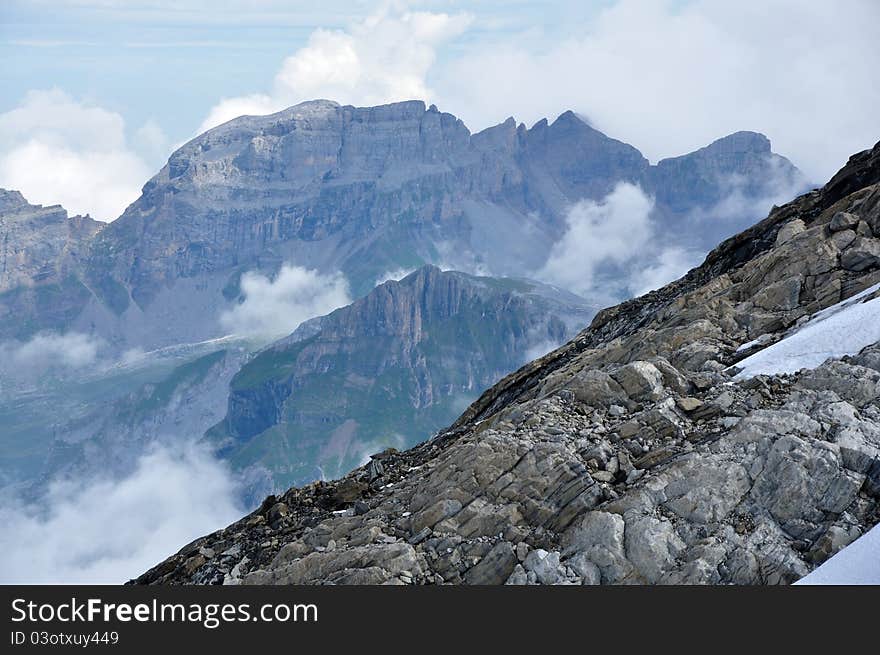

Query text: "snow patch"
[795, 524, 880, 585]
[733, 282, 880, 379]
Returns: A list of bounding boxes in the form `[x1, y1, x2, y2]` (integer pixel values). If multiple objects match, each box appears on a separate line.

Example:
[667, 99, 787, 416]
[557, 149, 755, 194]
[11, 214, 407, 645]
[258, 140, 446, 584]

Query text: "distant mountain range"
[209, 265, 594, 497]
[1, 100, 804, 351]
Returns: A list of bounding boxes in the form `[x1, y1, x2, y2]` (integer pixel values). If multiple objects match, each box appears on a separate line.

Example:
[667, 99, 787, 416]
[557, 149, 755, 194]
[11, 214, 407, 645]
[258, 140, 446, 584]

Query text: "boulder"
[562, 511, 632, 583]
[830, 211, 859, 232]
[775, 219, 806, 245]
[464, 541, 517, 585]
[840, 237, 880, 271]
[611, 361, 666, 402]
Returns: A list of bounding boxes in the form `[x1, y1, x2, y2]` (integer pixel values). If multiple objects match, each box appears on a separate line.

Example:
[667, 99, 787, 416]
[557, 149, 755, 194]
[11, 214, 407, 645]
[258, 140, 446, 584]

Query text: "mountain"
[135, 139, 880, 585]
[0, 190, 102, 340]
[0, 101, 803, 350]
[207, 265, 595, 498]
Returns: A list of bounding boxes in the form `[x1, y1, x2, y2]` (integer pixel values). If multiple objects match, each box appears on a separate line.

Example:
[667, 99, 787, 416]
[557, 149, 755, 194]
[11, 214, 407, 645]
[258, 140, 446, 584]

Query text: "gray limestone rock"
[611, 361, 667, 403]
[840, 237, 880, 271]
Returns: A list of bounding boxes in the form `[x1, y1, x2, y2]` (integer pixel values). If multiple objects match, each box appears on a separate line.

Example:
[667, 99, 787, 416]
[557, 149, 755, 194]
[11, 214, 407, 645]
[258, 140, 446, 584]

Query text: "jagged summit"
[670, 130, 773, 159]
[136, 138, 880, 586]
[0, 188, 85, 216]
[704, 130, 772, 153]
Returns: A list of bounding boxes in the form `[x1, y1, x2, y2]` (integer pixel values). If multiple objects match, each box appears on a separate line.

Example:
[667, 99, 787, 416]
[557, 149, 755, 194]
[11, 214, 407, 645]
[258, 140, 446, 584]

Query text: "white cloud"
[536, 183, 704, 302]
[220, 264, 351, 337]
[198, 6, 471, 132]
[538, 183, 655, 298]
[133, 118, 171, 166]
[0, 89, 166, 220]
[629, 247, 701, 297]
[0, 443, 242, 584]
[690, 157, 807, 228]
[436, 0, 880, 182]
[0, 332, 103, 386]
[11, 331, 101, 369]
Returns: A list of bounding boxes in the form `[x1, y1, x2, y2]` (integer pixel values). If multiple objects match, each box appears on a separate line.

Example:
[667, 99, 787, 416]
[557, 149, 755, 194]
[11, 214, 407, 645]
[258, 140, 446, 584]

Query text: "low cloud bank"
[0, 331, 104, 388]
[220, 264, 351, 338]
[684, 157, 808, 240]
[0, 443, 243, 584]
[7, 331, 101, 369]
[537, 183, 700, 303]
[535, 170, 804, 304]
[538, 183, 655, 298]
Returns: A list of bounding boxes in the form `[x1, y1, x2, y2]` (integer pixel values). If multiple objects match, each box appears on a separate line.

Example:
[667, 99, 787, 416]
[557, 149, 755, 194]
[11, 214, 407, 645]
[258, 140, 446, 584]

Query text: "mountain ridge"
[0, 190, 103, 339]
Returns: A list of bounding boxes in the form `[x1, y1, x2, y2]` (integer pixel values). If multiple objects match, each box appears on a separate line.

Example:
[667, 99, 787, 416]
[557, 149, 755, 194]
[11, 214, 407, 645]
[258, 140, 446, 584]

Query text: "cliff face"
[208, 266, 594, 497]
[136, 140, 880, 586]
[0, 190, 102, 339]
[0, 100, 800, 347]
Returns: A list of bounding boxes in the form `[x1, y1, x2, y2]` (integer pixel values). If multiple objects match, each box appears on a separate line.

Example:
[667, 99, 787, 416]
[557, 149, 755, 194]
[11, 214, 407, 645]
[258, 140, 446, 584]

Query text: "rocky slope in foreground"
[136, 142, 880, 585]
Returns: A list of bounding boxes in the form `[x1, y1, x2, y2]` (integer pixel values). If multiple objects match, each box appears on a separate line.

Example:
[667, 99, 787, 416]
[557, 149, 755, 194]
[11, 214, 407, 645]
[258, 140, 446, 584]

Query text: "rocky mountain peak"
[650, 129, 803, 216]
[207, 264, 593, 493]
[700, 130, 772, 155]
[550, 109, 591, 128]
[207, 99, 342, 136]
[0, 188, 28, 213]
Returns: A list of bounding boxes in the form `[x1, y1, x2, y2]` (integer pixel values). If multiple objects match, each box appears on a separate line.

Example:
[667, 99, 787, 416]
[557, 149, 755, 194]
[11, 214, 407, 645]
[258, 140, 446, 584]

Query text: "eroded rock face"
[133, 140, 880, 586]
[135, 337, 880, 586]
[101, 107, 799, 305]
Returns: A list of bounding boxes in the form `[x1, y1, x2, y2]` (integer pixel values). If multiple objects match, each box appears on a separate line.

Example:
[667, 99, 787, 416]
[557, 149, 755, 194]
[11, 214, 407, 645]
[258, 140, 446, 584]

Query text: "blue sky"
[1, 1, 366, 141]
[1, 1, 878, 220]
[1, 1, 617, 143]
